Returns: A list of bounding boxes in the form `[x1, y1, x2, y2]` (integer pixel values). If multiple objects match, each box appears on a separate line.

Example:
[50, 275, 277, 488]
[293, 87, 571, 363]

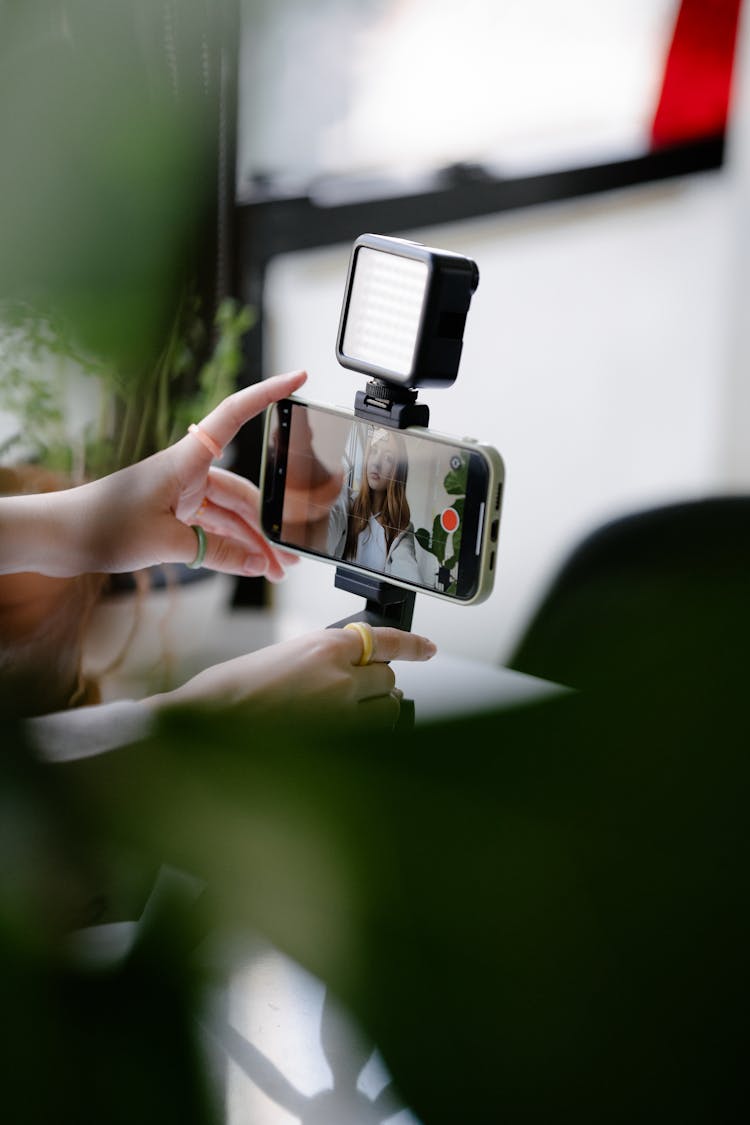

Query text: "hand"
[52, 370, 308, 579]
[149, 625, 437, 726]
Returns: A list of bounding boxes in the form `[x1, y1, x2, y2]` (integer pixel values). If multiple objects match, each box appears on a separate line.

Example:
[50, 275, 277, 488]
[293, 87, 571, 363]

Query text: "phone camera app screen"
[272, 405, 481, 597]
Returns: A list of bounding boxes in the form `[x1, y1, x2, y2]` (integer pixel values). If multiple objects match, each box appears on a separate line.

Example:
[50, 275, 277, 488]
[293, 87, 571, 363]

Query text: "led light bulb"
[342, 247, 428, 377]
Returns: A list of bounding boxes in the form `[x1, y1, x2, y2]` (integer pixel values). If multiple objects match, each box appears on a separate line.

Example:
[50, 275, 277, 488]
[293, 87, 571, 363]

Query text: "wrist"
[141, 689, 173, 715]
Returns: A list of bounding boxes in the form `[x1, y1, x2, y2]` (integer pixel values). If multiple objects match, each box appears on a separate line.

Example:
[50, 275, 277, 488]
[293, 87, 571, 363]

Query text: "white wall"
[260, 6, 750, 665]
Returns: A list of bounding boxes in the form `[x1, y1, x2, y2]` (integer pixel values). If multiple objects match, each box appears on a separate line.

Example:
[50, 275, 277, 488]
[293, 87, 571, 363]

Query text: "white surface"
[238, 0, 677, 187]
[212, 939, 419, 1125]
[393, 652, 565, 721]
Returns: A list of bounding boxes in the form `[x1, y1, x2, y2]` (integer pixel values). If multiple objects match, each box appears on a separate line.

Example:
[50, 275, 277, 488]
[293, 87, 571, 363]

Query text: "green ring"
[187, 524, 207, 570]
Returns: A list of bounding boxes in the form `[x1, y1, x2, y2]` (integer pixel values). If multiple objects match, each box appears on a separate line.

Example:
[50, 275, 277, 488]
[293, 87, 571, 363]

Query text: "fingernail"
[423, 639, 437, 657]
[243, 553, 268, 576]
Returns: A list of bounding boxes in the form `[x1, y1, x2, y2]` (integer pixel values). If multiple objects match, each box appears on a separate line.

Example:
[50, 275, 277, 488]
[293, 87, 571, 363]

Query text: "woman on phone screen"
[328, 426, 422, 585]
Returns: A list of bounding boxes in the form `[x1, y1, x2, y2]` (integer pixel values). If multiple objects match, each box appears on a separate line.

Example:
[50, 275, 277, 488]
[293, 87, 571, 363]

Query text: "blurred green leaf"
[0, 1, 244, 476]
[54, 691, 748, 1124]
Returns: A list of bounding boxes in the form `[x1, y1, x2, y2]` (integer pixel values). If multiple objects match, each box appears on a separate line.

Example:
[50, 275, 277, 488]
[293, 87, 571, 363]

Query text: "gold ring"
[343, 621, 375, 666]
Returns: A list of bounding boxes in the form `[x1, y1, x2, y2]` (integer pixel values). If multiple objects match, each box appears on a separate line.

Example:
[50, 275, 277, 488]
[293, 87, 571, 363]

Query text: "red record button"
[440, 507, 460, 534]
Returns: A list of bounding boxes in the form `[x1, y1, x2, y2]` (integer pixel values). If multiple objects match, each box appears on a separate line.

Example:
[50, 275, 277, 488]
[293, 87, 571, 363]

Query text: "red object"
[650, 0, 743, 147]
[440, 508, 460, 534]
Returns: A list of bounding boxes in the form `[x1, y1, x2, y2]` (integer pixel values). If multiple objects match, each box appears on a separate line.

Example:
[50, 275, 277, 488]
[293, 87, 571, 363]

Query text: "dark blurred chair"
[507, 497, 750, 715]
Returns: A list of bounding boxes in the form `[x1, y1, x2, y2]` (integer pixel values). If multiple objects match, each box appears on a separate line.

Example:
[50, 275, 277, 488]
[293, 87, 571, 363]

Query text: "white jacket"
[327, 487, 423, 586]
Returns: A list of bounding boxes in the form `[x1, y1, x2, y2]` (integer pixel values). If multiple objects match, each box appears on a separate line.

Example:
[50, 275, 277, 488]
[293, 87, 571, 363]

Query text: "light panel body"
[336, 233, 479, 389]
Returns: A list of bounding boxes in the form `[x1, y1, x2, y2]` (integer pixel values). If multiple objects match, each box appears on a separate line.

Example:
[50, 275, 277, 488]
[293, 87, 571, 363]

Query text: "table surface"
[392, 651, 564, 721]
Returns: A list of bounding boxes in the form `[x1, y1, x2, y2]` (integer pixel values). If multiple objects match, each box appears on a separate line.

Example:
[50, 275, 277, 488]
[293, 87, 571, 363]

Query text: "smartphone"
[260, 397, 504, 605]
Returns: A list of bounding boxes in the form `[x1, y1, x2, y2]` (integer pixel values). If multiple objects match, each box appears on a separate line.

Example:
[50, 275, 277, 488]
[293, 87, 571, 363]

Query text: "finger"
[203, 468, 299, 568]
[351, 662, 397, 702]
[175, 370, 308, 472]
[193, 502, 288, 581]
[341, 623, 436, 666]
[200, 370, 307, 450]
[371, 627, 437, 663]
[205, 462, 341, 563]
[204, 465, 261, 517]
[175, 520, 272, 578]
[202, 528, 273, 578]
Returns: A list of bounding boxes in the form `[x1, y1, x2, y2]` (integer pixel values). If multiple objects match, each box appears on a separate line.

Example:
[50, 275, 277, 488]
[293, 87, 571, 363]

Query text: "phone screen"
[262, 399, 492, 600]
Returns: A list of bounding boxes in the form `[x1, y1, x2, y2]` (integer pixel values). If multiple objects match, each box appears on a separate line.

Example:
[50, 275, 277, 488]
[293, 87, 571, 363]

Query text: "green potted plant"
[0, 295, 254, 482]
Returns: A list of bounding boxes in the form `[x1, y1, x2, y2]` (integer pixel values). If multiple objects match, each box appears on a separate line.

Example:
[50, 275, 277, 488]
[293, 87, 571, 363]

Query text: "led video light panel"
[342, 247, 428, 378]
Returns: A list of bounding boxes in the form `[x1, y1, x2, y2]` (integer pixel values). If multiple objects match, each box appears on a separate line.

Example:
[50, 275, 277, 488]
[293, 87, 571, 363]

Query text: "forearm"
[27, 698, 155, 761]
[1, 466, 183, 577]
[0, 489, 89, 577]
